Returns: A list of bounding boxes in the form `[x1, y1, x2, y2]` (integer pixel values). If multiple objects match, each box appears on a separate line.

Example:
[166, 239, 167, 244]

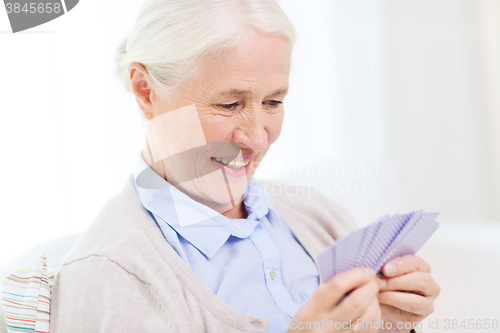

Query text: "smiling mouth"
[211, 157, 250, 170]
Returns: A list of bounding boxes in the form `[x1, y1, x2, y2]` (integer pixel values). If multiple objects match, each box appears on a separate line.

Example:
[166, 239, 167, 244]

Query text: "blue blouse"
[132, 154, 319, 332]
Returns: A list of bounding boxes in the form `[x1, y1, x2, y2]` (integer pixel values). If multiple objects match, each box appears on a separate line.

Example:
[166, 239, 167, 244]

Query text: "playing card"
[375, 212, 439, 272]
[353, 226, 369, 267]
[364, 213, 411, 268]
[356, 219, 382, 267]
[316, 210, 440, 283]
[373, 210, 425, 271]
[317, 242, 337, 283]
[361, 218, 386, 267]
[335, 228, 364, 275]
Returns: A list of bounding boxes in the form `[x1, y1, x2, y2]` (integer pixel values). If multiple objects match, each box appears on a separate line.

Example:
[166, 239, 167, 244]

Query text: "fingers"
[378, 291, 435, 316]
[355, 298, 382, 333]
[315, 267, 376, 308]
[335, 279, 380, 320]
[377, 271, 438, 297]
[293, 268, 378, 330]
[382, 255, 431, 277]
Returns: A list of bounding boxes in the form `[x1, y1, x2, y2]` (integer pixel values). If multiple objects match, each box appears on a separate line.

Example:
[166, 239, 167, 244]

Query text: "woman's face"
[142, 32, 290, 215]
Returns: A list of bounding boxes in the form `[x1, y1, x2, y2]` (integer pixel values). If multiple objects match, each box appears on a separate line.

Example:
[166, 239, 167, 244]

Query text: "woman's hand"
[288, 267, 382, 333]
[377, 255, 440, 332]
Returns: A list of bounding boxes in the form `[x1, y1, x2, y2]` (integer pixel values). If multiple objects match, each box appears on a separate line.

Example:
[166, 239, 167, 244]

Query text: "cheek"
[197, 111, 236, 143]
[266, 112, 284, 144]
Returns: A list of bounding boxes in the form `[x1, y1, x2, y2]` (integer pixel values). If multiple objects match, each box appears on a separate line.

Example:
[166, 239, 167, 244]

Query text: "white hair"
[115, 0, 296, 95]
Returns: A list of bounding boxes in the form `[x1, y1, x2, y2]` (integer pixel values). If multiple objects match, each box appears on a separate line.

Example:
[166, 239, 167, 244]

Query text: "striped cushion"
[1, 256, 54, 333]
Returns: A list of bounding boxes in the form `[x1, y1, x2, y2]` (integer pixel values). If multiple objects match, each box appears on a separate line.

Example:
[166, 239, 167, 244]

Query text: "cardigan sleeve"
[50, 254, 173, 333]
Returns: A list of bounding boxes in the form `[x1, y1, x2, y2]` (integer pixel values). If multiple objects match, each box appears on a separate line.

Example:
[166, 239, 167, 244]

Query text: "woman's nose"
[232, 109, 269, 152]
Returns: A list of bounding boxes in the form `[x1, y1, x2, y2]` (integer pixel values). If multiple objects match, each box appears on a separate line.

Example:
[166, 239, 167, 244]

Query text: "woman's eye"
[266, 100, 283, 107]
[220, 102, 239, 110]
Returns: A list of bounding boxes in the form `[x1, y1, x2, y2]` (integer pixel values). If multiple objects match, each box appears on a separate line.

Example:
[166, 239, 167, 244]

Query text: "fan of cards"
[317, 210, 440, 283]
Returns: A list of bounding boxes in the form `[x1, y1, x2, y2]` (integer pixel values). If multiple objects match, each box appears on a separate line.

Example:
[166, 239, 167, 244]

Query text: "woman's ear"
[129, 62, 155, 120]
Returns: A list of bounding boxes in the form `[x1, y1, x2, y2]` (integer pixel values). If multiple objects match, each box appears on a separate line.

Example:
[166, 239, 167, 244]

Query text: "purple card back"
[316, 210, 440, 283]
[375, 213, 439, 272]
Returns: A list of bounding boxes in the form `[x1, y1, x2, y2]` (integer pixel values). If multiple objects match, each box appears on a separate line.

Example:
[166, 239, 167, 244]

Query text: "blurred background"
[1, 0, 499, 331]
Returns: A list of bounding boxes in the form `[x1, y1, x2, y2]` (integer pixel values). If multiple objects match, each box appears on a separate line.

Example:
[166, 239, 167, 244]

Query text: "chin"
[201, 176, 247, 211]
[172, 175, 246, 215]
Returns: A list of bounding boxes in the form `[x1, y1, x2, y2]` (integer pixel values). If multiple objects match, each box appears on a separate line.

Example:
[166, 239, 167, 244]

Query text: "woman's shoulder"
[255, 179, 356, 228]
[254, 179, 357, 258]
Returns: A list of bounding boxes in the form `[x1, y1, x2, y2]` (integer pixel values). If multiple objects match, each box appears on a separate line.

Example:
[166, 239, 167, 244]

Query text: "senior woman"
[50, 0, 439, 332]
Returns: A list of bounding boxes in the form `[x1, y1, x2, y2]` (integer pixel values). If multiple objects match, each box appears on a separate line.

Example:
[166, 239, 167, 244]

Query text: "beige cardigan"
[49, 179, 357, 332]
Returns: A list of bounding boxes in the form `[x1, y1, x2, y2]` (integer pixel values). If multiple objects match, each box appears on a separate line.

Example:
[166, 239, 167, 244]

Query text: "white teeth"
[212, 157, 250, 169]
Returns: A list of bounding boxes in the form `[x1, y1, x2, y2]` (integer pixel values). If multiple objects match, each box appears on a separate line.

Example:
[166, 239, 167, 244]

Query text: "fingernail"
[384, 263, 397, 275]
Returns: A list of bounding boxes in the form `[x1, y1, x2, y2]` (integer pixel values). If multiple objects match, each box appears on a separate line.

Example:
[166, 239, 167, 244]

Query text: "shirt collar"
[131, 152, 276, 259]
[243, 176, 277, 221]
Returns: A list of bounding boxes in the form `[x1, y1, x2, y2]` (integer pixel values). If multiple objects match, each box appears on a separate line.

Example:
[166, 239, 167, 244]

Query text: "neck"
[221, 201, 248, 219]
[142, 147, 249, 220]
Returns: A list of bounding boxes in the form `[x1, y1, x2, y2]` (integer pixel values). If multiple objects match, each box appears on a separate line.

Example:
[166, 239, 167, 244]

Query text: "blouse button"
[269, 271, 276, 280]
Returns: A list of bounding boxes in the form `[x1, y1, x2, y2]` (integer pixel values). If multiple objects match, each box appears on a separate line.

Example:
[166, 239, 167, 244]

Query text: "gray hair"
[115, 0, 296, 95]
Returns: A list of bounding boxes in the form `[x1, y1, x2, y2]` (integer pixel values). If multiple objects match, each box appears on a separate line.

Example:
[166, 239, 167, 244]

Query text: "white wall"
[382, 0, 498, 222]
[264, 0, 500, 226]
[476, 0, 500, 220]
[0, 0, 121, 265]
[258, 0, 408, 228]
